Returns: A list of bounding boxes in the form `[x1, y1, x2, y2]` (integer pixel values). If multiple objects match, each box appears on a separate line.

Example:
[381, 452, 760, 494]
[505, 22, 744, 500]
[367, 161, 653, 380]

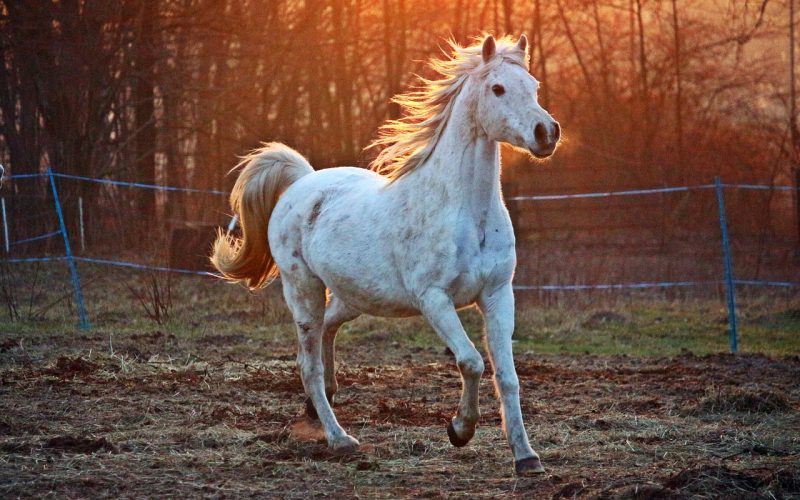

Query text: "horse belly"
[332, 283, 420, 317]
[305, 219, 421, 317]
[320, 265, 419, 317]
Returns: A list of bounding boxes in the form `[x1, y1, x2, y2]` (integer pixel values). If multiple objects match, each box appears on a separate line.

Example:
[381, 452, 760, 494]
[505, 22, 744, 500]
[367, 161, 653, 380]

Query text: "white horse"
[212, 34, 560, 475]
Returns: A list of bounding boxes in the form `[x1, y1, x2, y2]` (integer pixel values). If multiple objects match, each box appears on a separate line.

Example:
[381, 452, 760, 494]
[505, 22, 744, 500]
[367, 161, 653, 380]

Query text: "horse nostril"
[552, 121, 561, 141]
[534, 123, 547, 145]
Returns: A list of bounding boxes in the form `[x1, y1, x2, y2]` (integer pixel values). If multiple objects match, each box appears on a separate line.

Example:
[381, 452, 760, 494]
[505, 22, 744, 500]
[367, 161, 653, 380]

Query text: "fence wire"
[0, 172, 800, 342]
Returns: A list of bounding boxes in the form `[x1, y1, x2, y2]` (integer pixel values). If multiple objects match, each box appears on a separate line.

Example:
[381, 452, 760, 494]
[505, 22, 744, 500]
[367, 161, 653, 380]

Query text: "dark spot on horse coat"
[292, 250, 300, 257]
[308, 199, 323, 226]
[403, 228, 416, 240]
[423, 268, 443, 283]
[302, 335, 316, 352]
[291, 264, 298, 271]
[297, 322, 312, 333]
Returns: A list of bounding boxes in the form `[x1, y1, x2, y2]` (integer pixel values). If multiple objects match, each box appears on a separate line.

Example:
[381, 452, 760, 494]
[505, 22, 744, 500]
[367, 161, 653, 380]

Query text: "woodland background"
[0, 0, 798, 257]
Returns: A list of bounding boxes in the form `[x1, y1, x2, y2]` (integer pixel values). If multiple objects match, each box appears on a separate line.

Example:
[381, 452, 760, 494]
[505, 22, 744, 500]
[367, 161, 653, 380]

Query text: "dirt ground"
[0, 328, 798, 499]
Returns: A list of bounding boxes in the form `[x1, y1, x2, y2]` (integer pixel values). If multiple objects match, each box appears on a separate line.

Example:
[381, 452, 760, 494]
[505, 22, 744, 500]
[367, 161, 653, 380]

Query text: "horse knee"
[494, 372, 520, 395]
[297, 353, 322, 381]
[458, 354, 485, 378]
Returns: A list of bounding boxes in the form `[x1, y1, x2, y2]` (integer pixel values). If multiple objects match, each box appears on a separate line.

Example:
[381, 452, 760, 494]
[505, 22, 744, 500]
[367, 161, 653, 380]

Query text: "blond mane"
[368, 36, 529, 181]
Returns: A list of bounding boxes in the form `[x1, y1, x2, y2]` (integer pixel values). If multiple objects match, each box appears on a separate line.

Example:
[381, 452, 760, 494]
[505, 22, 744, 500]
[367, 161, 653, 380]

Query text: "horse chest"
[469, 240, 515, 300]
[413, 215, 514, 306]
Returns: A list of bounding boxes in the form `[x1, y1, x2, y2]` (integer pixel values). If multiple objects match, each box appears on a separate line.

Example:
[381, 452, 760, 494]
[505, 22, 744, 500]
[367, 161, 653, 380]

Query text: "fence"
[2, 167, 799, 352]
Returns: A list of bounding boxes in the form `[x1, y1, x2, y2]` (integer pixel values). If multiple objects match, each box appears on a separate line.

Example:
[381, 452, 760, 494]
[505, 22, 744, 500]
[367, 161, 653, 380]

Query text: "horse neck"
[397, 87, 500, 216]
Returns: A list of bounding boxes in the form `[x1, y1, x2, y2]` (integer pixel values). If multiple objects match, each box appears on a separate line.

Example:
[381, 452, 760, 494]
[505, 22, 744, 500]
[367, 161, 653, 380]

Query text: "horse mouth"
[530, 148, 554, 159]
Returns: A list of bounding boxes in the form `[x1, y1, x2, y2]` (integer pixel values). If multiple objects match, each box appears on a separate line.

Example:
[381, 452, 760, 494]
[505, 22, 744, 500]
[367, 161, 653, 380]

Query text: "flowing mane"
[368, 35, 529, 181]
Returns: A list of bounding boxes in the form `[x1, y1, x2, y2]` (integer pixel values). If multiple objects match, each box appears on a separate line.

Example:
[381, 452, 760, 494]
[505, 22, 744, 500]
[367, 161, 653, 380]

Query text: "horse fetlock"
[453, 413, 479, 437]
[458, 410, 480, 428]
[446, 417, 475, 447]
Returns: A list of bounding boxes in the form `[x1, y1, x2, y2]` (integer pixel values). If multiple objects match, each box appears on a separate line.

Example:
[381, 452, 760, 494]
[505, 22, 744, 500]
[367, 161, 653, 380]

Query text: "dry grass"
[0, 266, 798, 497]
[0, 325, 798, 498]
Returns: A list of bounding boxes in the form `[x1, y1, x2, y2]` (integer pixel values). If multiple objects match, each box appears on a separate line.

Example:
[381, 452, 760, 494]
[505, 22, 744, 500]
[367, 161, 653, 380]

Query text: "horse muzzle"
[530, 120, 560, 158]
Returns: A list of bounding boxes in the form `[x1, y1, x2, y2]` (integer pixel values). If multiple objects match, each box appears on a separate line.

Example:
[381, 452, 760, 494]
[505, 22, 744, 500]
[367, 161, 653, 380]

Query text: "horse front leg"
[479, 284, 544, 475]
[419, 289, 485, 447]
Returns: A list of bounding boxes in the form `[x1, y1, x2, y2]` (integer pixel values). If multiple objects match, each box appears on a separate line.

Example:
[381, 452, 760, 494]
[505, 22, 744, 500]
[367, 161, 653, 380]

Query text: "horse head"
[474, 35, 560, 159]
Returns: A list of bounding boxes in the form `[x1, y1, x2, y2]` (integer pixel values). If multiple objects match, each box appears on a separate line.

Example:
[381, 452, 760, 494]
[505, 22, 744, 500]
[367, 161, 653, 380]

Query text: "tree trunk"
[135, 0, 157, 225]
[532, 0, 549, 108]
[671, 0, 684, 174]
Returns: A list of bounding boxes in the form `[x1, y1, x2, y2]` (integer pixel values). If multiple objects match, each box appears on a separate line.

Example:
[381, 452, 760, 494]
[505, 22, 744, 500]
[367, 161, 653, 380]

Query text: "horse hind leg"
[305, 294, 360, 420]
[282, 274, 359, 452]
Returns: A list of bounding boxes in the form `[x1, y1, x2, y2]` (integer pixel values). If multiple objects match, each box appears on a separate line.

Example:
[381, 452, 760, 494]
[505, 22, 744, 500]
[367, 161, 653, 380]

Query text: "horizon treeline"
[0, 0, 796, 243]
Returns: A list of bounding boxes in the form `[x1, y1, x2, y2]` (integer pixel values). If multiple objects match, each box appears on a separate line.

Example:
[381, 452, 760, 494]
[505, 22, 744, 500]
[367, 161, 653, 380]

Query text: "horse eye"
[491, 84, 505, 96]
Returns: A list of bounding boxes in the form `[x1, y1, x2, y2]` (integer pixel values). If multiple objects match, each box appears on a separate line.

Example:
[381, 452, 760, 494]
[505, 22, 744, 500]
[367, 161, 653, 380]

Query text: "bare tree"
[0, 0, 793, 251]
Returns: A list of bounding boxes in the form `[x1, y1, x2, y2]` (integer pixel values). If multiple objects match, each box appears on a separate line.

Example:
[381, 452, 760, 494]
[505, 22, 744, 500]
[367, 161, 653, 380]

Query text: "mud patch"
[198, 333, 248, 346]
[664, 465, 764, 496]
[0, 441, 35, 454]
[694, 388, 793, 414]
[611, 465, 800, 498]
[373, 399, 450, 426]
[245, 428, 290, 445]
[44, 436, 117, 454]
[0, 338, 18, 352]
[43, 356, 99, 378]
[204, 404, 291, 430]
[289, 419, 326, 443]
[129, 331, 176, 343]
[231, 369, 301, 394]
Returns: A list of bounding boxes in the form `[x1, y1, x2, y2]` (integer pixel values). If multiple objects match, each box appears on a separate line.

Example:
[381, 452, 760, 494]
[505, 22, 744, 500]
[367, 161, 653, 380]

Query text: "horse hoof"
[330, 435, 360, 455]
[515, 456, 545, 475]
[446, 421, 471, 448]
[305, 397, 318, 420]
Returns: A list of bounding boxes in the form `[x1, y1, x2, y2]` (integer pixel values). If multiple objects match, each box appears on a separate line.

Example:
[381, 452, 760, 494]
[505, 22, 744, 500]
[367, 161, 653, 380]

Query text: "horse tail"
[211, 143, 313, 289]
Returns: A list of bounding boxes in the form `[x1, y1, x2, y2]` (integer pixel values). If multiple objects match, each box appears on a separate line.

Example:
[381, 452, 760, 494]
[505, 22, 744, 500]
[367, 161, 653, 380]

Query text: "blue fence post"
[48, 168, 90, 330]
[714, 176, 737, 353]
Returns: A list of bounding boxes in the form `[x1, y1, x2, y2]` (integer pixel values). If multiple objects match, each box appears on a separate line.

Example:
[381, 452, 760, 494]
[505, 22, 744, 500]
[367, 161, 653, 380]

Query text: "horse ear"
[482, 35, 496, 63]
[517, 34, 528, 53]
